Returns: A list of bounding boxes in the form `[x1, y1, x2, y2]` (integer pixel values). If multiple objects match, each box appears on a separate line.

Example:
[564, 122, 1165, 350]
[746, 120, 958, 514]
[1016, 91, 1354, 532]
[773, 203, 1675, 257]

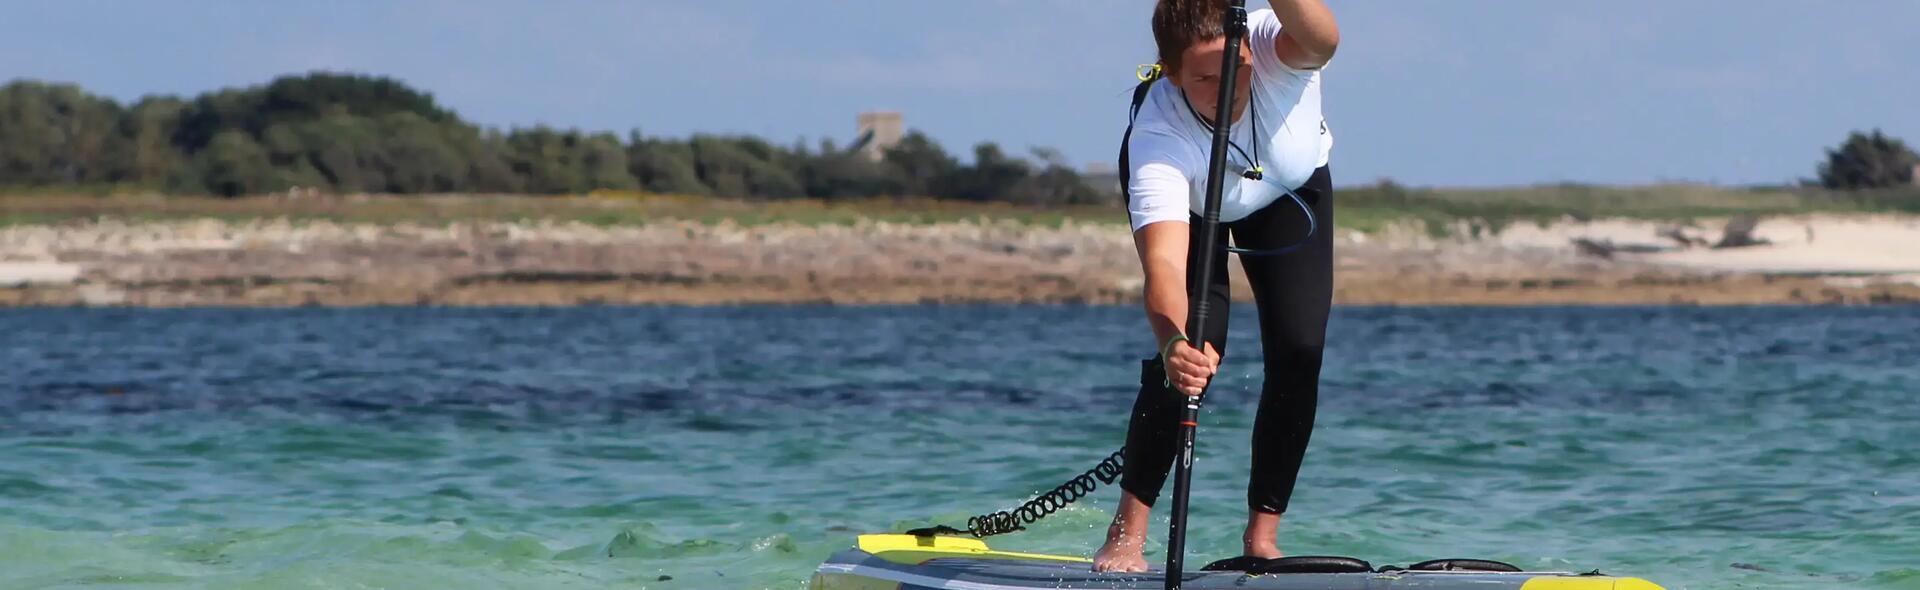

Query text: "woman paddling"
[1095, 0, 1339, 574]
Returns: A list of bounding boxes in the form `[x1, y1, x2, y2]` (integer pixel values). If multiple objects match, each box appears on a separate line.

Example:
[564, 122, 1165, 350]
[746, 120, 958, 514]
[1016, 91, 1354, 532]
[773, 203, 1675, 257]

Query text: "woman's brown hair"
[1152, 0, 1230, 73]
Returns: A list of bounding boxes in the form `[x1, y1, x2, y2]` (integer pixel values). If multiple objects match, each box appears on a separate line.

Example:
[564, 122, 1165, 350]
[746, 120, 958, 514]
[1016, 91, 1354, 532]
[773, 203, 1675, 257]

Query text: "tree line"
[1, 72, 1914, 200]
[0, 73, 1106, 204]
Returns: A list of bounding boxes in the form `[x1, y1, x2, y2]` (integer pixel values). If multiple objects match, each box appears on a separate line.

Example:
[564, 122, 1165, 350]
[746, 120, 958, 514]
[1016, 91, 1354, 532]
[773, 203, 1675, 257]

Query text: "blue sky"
[4, 1, 1916, 187]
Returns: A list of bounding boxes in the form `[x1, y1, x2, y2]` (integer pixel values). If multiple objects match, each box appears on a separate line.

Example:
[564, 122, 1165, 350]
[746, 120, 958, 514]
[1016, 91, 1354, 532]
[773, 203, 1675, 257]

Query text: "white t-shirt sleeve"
[1125, 125, 1200, 232]
[1247, 8, 1333, 168]
[1247, 8, 1321, 78]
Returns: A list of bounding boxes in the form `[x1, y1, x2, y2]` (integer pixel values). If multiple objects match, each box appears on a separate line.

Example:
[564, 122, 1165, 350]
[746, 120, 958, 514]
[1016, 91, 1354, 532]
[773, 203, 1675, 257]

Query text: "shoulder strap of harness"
[1114, 64, 1319, 257]
[1117, 66, 1162, 205]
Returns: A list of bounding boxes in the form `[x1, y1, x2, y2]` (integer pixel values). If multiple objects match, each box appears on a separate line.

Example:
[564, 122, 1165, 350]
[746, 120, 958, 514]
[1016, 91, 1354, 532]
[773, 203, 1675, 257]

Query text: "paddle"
[1164, 1, 1248, 588]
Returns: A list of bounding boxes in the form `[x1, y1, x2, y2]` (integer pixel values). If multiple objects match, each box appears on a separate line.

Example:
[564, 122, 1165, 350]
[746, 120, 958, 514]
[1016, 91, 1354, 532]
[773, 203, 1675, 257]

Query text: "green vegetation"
[8, 182, 1914, 233]
[0, 192, 1119, 228]
[0, 73, 1102, 204]
[2, 72, 1916, 233]
[1336, 181, 1920, 236]
[1818, 129, 1920, 190]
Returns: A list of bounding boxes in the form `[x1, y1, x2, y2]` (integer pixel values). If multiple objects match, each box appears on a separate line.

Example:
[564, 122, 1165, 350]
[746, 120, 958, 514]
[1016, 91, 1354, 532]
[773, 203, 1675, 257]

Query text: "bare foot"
[1094, 490, 1154, 573]
[1244, 540, 1284, 559]
[1092, 525, 1150, 573]
[1243, 509, 1284, 559]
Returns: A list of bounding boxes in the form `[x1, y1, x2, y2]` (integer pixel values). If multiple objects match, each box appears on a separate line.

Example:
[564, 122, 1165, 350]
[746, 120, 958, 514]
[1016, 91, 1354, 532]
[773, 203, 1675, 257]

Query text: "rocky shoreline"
[3, 215, 1917, 307]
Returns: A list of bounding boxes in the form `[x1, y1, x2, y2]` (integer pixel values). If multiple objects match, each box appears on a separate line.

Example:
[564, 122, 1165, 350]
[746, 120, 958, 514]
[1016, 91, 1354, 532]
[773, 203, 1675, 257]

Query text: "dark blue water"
[2, 306, 1916, 589]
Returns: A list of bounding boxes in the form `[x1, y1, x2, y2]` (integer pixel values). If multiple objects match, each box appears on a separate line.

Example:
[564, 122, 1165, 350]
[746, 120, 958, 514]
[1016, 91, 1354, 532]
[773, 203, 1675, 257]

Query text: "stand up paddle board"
[811, 535, 1663, 590]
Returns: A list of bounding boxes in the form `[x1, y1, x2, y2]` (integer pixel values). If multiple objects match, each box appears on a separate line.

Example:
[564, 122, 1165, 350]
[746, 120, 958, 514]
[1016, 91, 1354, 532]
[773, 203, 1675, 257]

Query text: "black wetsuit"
[1119, 164, 1333, 515]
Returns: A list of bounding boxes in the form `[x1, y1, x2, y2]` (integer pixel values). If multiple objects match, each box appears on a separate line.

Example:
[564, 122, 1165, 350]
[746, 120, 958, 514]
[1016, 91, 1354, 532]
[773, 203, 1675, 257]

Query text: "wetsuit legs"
[1234, 165, 1333, 514]
[1117, 165, 1334, 515]
[1119, 211, 1231, 507]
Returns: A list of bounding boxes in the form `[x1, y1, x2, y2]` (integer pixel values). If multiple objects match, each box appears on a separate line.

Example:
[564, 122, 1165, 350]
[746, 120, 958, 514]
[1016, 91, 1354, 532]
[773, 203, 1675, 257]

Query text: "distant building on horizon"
[855, 111, 903, 162]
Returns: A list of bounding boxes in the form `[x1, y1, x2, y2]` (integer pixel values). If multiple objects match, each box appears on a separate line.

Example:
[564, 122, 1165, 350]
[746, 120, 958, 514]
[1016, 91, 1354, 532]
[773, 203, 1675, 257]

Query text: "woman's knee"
[1260, 341, 1325, 374]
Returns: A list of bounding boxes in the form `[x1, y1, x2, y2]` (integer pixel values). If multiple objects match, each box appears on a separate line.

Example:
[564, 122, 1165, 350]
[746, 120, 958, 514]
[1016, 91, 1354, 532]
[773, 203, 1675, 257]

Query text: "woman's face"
[1169, 36, 1254, 126]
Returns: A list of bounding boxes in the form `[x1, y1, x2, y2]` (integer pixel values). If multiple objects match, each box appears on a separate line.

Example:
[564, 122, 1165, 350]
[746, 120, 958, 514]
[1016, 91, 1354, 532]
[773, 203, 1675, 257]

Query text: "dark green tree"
[174, 72, 453, 152]
[124, 96, 187, 186]
[690, 135, 802, 198]
[503, 127, 584, 194]
[196, 130, 275, 196]
[1818, 129, 1919, 190]
[628, 132, 709, 195]
[580, 132, 638, 191]
[881, 131, 958, 197]
[375, 112, 471, 193]
[0, 81, 128, 185]
[945, 142, 1030, 201]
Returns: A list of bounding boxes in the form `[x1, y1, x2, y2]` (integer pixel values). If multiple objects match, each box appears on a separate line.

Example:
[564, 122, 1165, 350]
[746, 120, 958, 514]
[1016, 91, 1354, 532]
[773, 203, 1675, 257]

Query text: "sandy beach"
[1, 213, 1915, 307]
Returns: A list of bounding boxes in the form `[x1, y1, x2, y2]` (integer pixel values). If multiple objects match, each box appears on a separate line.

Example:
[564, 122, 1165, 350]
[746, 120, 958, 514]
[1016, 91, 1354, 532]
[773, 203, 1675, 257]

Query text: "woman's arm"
[1133, 221, 1219, 396]
[1268, 0, 1339, 70]
[1135, 221, 1190, 350]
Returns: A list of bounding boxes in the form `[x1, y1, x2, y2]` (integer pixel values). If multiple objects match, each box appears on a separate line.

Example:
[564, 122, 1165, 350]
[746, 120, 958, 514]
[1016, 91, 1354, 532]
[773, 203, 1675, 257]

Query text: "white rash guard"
[1125, 8, 1332, 232]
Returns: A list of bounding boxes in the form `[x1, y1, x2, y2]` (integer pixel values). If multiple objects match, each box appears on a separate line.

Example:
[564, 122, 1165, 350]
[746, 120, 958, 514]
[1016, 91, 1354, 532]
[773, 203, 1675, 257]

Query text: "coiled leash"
[907, 449, 1125, 538]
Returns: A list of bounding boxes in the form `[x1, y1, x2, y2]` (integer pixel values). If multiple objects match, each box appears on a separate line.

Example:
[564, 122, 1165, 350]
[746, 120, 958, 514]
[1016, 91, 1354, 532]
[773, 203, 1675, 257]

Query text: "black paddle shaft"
[1165, 2, 1248, 589]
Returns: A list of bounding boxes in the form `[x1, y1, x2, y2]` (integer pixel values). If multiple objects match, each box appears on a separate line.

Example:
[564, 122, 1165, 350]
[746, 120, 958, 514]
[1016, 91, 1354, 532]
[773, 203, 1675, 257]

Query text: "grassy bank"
[0, 191, 1119, 228]
[4, 184, 1916, 232]
[1335, 182, 1920, 235]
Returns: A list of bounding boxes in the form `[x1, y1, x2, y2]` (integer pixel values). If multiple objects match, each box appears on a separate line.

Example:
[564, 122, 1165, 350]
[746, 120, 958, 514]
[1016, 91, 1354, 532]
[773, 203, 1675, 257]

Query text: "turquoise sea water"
[1, 306, 1916, 589]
